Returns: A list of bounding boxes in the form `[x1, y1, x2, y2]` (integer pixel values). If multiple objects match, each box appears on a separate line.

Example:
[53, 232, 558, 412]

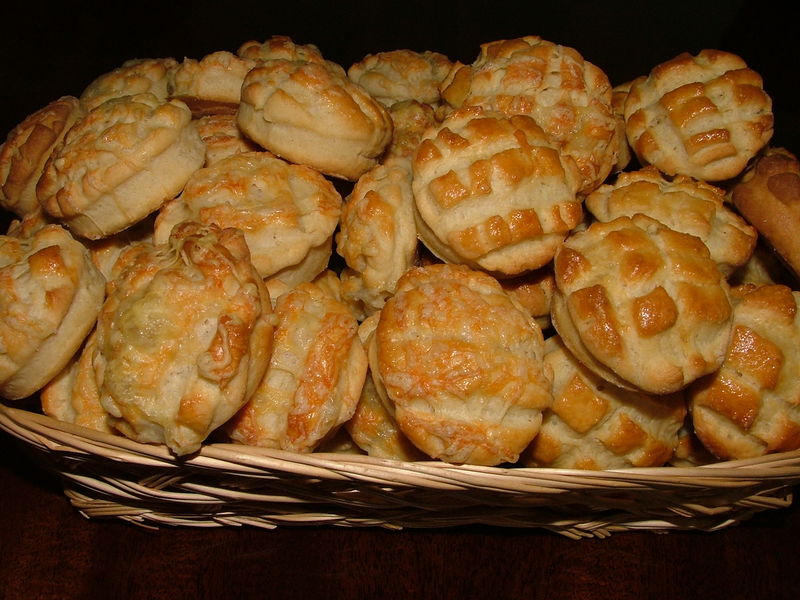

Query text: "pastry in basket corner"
[520, 336, 686, 470]
[370, 262, 553, 466]
[688, 283, 800, 460]
[36, 92, 206, 240]
[224, 277, 367, 453]
[729, 147, 800, 279]
[0, 215, 105, 400]
[623, 49, 774, 182]
[87, 221, 274, 456]
[551, 213, 735, 395]
[0, 95, 84, 219]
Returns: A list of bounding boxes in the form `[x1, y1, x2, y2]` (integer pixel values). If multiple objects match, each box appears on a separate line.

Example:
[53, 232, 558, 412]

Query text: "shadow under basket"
[2, 403, 799, 539]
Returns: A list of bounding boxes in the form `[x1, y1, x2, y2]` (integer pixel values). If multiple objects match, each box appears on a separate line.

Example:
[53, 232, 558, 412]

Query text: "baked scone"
[347, 49, 453, 107]
[93, 221, 274, 456]
[40, 329, 114, 434]
[153, 151, 341, 284]
[610, 81, 633, 172]
[624, 49, 773, 181]
[37, 93, 205, 240]
[373, 263, 552, 465]
[520, 336, 686, 469]
[79, 57, 179, 112]
[225, 279, 367, 452]
[689, 284, 800, 460]
[168, 51, 258, 117]
[412, 106, 583, 276]
[0, 222, 105, 400]
[440, 36, 618, 193]
[336, 157, 418, 317]
[237, 59, 393, 180]
[237, 35, 329, 65]
[498, 266, 555, 331]
[384, 99, 438, 161]
[552, 213, 734, 395]
[0, 96, 83, 217]
[82, 215, 155, 281]
[192, 113, 261, 167]
[730, 147, 800, 278]
[345, 314, 426, 461]
[585, 165, 757, 276]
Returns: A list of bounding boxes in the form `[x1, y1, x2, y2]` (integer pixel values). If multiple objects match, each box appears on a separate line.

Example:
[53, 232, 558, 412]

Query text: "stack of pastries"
[1, 34, 798, 469]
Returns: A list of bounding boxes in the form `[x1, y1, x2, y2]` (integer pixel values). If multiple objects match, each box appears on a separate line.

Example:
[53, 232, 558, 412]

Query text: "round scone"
[624, 49, 773, 181]
[411, 105, 583, 276]
[440, 36, 619, 193]
[36, 93, 205, 240]
[729, 147, 800, 278]
[384, 100, 438, 161]
[153, 151, 341, 284]
[237, 35, 329, 65]
[346, 314, 427, 461]
[336, 157, 418, 317]
[347, 49, 453, 107]
[40, 329, 114, 434]
[520, 336, 686, 470]
[237, 59, 393, 180]
[168, 51, 258, 117]
[0, 223, 105, 400]
[0, 95, 83, 217]
[92, 221, 274, 456]
[585, 165, 757, 276]
[192, 113, 261, 166]
[552, 213, 734, 395]
[79, 57, 179, 112]
[374, 263, 553, 466]
[688, 283, 800, 460]
[225, 279, 367, 453]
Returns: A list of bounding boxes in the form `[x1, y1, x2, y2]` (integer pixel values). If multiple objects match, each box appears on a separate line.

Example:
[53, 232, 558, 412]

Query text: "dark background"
[1, 0, 798, 150]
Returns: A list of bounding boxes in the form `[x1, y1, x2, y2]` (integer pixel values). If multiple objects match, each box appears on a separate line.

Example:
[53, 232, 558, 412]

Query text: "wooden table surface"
[2, 430, 799, 600]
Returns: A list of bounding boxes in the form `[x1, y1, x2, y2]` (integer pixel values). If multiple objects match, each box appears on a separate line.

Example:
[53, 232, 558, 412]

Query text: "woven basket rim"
[3, 402, 800, 492]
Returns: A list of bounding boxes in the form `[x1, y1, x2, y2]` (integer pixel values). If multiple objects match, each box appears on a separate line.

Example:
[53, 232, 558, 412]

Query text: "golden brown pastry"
[0, 222, 105, 400]
[79, 57, 179, 112]
[226, 279, 367, 453]
[192, 113, 261, 166]
[168, 51, 258, 117]
[440, 36, 618, 193]
[383, 99, 438, 161]
[236, 35, 329, 65]
[344, 314, 427, 461]
[237, 59, 393, 180]
[40, 329, 114, 434]
[610, 80, 633, 172]
[688, 283, 800, 460]
[498, 266, 555, 331]
[92, 221, 274, 456]
[373, 263, 552, 465]
[347, 49, 453, 107]
[521, 336, 686, 469]
[586, 165, 757, 276]
[552, 213, 734, 395]
[37, 93, 205, 240]
[153, 151, 341, 285]
[411, 105, 583, 276]
[0, 96, 83, 217]
[335, 157, 418, 317]
[729, 147, 800, 278]
[624, 49, 773, 181]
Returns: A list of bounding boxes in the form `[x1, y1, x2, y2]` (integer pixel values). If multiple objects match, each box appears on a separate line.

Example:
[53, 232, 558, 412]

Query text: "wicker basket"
[2, 403, 799, 539]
